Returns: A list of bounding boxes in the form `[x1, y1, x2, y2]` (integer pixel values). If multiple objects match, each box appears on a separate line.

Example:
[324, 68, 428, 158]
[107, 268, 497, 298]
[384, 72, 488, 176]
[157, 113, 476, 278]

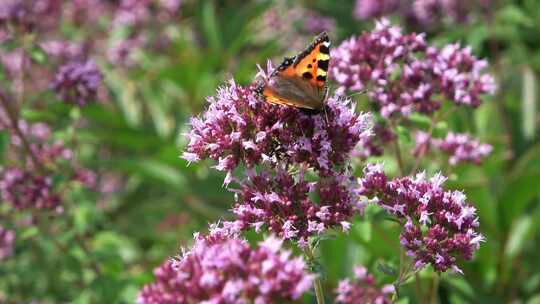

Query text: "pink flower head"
[330, 19, 495, 117]
[335, 265, 394, 303]
[0, 167, 62, 212]
[137, 223, 313, 304]
[183, 76, 372, 178]
[51, 59, 102, 107]
[359, 164, 484, 273]
[232, 168, 364, 245]
[0, 225, 15, 260]
[433, 132, 492, 165]
[0, 119, 72, 168]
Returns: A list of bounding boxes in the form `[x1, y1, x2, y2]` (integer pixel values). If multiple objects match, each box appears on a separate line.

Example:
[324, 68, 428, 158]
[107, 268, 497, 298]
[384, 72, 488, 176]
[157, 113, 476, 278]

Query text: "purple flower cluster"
[40, 40, 85, 60]
[107, 0, 181, 67]
[353, 0, 491, 26]
[412, 130, 432, 158]
[7, 120, 72, 167]
[0, 167, 62, 212]
[0, 0, 61, 35]
[182, 66, 371, 242]
[0, 119, 96, 212]
[106, 37, 145, 67]
[137, 223, 313, 304]
[355, 122, 395, 158]
[73, 167, 98, 189]
[51, 59, 102, 106]
[257, 5, 336, 51]
[112, 0, 181, 28]
[359, 164, 484, 273]
[335, 265, 394, 304]
[183, 77, 371, 177]
[112, 0, 152, 27]
[232, 168, 361, 245]
[412, 0, 491, 25]
[330, 19, 496, 117]
[354, 0, 400, 20]
[302, 9, 337, 34]
[0, 225, 15, 260]
[413, 131, 492, 165]
[433, 132, 493, 165]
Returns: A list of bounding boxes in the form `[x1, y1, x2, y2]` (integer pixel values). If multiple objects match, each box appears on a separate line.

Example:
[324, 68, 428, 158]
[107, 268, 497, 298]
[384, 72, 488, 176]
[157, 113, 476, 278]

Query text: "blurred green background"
[1, 0, 540, 303]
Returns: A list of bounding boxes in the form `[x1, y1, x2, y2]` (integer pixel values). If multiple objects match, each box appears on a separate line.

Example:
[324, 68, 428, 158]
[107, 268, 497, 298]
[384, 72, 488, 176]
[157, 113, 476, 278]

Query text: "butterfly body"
[255, 32, 331, 111]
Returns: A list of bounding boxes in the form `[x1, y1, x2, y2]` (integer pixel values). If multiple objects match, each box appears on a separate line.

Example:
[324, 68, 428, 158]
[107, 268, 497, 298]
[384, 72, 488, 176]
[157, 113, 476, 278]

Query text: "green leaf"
[92, 231, 138, 264]
[0, 131, 8, 159]
[521, 66, 536, 140]
[107, 158, 187, 190]
[29, 45, 47, 64]
[499, 143, 540, 227]
[21, 108, 60, 122]
[105, 70, 142, 127]
[396, 125, 412, 144]
[498, 5, 533, 27]
[504, 215, 533, 259]
[408, 113, 432, 129]
[433, 121, 449, 138]
[19, 226, 39, 240]
[200, 0, 221, 53]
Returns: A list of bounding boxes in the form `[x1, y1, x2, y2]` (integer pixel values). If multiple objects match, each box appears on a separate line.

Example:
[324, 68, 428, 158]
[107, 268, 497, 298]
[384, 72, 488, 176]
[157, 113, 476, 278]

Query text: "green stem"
[410, 107, 457, 175]
[304, 245, 325, 304]
[313, 275, 325, 304]
[389, 120, 405, 175]
[414, 273, 424, 304]
[429, 274, 440, 304]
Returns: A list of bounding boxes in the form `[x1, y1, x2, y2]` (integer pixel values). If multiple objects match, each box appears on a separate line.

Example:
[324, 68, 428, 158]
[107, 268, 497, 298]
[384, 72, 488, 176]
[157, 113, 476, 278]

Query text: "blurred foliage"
[1, 0, 540, 303]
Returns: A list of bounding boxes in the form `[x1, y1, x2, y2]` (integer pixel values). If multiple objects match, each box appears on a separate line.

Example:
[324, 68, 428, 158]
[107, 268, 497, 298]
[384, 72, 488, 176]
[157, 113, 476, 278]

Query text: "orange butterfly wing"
[255, 32, 331, 110]
[278, 32, 330, 88]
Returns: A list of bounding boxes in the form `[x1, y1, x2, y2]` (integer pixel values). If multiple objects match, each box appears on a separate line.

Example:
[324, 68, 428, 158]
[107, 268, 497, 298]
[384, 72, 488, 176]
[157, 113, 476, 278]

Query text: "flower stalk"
[304, 244, 325, 304]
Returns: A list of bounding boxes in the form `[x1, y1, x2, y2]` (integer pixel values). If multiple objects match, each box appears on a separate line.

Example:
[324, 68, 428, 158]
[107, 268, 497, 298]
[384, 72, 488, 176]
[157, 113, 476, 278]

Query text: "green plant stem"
[429, 274, 440, 304]
[414, 273, 424, 304]
[392, 135, 405, 175]
[398, 246, 405, 279]
[313, 274, 325, 304]
[393, 260, 417, 301]
[304, 245, 325, 304]
[389, 120, 405, 175]
[392, 247, 407, 302]
[410, 108, 457, 174]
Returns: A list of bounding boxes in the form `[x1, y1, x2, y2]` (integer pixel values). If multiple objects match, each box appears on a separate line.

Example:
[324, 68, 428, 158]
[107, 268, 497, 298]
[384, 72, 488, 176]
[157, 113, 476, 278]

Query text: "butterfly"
[254, 32, 330, 112]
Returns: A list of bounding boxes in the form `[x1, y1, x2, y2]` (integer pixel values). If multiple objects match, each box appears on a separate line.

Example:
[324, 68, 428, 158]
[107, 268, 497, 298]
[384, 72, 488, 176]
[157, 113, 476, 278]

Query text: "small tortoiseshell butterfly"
[254, 32, 330, 111]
